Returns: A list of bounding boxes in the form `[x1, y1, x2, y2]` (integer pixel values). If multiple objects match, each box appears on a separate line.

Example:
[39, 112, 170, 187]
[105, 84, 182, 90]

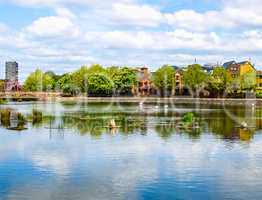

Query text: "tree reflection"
[1, 104, 262, 143]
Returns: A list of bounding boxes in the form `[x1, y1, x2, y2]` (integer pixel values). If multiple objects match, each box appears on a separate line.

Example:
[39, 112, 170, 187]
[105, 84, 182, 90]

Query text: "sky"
[0, 0, 262, 81]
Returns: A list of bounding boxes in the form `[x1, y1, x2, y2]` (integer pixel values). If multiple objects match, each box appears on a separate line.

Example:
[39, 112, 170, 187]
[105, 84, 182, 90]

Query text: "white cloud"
[85, 30, 221, 51]
[54, 7, 76, 19]
[0, 23, 8, 33]
[2, 0, 262, 79]
[166, 0, 262, 32]
[111, 3, 164, 27]
[166, 10, 235, 31]
[26, 16, 80, 38]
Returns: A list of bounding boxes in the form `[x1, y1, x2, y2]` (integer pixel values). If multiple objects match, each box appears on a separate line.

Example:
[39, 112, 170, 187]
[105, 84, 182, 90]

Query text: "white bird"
[139, 102, 143, 109]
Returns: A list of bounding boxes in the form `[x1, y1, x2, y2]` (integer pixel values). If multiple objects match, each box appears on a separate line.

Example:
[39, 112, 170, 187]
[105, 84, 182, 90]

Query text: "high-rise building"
[5, 61, 20, 91]
[5, 61, 18, 81]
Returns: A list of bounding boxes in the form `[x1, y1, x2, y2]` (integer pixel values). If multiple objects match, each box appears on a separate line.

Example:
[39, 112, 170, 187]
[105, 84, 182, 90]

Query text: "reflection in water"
[1, 102, 260, 142]
[0, 102, 262, 200]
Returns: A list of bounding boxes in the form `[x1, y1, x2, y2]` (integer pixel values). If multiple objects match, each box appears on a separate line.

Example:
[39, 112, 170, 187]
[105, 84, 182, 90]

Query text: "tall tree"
[57, 73, 80, 96]
[87, 74, 113, 96]
[23, 69, 54, 92]
[106, 67, 138, 95]
[208, 67, 232, 97]
[45, 71, 62, 90]
[183, 64, 207, 97]
[152, 65, 175, 97]
[71, 66, 89, 93]
[71, 64, 105, 93]
[241, 71, 256, 91]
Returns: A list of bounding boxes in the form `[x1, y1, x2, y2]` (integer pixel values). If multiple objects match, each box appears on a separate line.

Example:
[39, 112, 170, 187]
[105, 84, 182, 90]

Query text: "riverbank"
[55, 96, 259, 106]
[0, 92, 261, 105]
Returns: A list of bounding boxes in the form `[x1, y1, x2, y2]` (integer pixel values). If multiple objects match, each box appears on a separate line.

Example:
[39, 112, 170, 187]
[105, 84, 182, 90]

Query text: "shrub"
[182, 112, 195, 123]
[256, 91, 262, 98]
[32, 109, 42, 124]
[0, 109, 11, 127]
[0, 99, 7, 105]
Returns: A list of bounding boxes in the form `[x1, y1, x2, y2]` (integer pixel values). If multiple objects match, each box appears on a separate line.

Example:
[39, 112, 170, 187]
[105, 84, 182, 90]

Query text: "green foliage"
[256, 91, 262, 98]
[62, 84, 80, 97]
[21, 63, 257, 98]
[57, 73, 72, 88]
[87, 74, 113, 96]
[23, 69, 54, 91]
[0, 109, 11, 127]
[182, 112, 195, 123]
[70, 64, 105, 93]
[152, 65, 175, 96]
[87, 64, 104, 74]
[32, 109, 43, 124]
[226, 72, 256, 97]
[17, 112, 26, 122]
[71, 66, 89, 93]
[183, 64, 207, 92]
[0, 99, 7, 105]
[106, 67, 138, 95]
[45, 71, 62, 89]
[226, 77, 241, 94]
[208, 67, 231, 96]
[241, 71, 256, 91]
[16, 112, 27, 130]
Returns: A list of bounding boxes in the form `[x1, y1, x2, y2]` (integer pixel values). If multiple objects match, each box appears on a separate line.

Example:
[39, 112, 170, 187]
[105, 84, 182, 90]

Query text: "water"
[0, 101, 262, 200]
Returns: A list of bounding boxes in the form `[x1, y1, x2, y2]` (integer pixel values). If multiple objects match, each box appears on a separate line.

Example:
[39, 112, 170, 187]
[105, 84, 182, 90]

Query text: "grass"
[0, 98, 7, 105]
[182, 112, 195, 124]
[0, 109, 11, 127]
[32, 109, 43, 124]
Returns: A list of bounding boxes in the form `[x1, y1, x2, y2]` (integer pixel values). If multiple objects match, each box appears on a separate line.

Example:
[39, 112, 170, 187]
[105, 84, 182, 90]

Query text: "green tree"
[71, 64, 105, 93]
[87, 64, 104, 74]
[57, 73, 80, 96]
[152, 65, 175, 97]
[226, 72, 256, 98]
[183, 64, 207, 97]
[208, 67, 232, 97]
[241, 71, 256, 91]
[45, 71, 62, 90]
[71, 66, 89, 93]
[87, 74, 113, 96]
[106, 67, 138, 95]
[23, 69, 54, 91]
[226, 77, 242, 97]
[57, 73, 72, 88]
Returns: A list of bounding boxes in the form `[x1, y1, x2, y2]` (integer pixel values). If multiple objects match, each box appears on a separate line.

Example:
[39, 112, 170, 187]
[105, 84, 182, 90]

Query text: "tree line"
[23, 64, 257, 97]
[23, 64, 138, 96]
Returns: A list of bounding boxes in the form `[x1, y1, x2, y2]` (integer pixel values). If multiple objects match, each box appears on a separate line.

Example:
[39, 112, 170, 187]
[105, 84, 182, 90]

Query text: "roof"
[202, 64, 214, 70]
[238, 61, 250, 65]
[223, 60, 256, 71]
[223, 61, 236, 69]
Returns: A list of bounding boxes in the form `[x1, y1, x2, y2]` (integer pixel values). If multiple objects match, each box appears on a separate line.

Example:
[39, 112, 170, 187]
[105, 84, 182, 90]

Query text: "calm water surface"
[0, 101, 262, 200]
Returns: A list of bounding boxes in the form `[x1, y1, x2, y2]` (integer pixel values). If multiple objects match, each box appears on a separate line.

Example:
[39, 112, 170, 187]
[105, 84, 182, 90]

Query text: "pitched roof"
[238, 61, 249, 65]
[223, 61, 236, 69]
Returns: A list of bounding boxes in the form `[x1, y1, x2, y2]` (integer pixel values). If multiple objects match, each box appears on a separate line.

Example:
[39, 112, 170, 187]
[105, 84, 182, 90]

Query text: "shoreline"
[52, 96, 259, 106]
[0, 92, 260, 105]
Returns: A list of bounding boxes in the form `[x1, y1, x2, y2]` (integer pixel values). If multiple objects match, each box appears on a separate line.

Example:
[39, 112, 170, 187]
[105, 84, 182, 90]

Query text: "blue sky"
[0, 0, 262, 81]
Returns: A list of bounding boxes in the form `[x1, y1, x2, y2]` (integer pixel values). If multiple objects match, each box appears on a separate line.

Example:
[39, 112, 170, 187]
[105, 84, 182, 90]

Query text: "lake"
[0, 101, 262, 200]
